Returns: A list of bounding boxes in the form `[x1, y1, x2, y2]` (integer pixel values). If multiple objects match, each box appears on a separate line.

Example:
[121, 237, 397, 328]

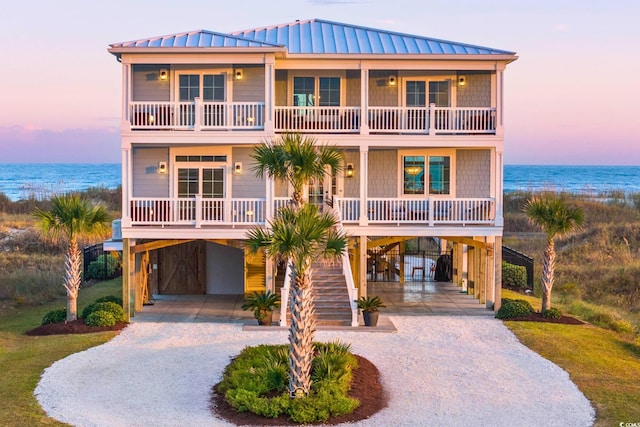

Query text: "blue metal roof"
[110, 19, 515, 57]
[231, 19, 515, 55]
[110, 30, 282, 49]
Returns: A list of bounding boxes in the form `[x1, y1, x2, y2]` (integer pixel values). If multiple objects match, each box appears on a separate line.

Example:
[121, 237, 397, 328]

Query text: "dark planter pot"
[257, 310, 273, 326]
[362, 310, 379, 327]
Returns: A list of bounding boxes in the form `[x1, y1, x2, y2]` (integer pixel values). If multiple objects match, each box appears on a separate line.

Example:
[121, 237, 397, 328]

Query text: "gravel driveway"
[35, 316, 595, 426]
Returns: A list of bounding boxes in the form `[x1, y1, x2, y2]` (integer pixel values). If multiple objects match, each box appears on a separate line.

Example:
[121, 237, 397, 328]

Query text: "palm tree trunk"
[287, 265, 316, 397]
[64, 239, 82, 321]
[541, 237, 555, 313]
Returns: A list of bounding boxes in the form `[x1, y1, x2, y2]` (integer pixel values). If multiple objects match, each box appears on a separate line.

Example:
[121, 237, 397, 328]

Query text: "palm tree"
[33, 194, 110, 321]
[251, 133, 343, 208]
[524, 195, 584, 313]
[246, 204, 347, 397]
[249, 133, 346, 397]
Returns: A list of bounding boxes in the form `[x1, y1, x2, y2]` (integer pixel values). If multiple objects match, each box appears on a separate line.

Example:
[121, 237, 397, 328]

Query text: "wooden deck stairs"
[276, 260, 353, 327]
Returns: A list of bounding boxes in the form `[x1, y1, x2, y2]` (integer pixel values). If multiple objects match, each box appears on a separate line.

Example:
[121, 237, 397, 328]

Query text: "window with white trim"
[293, 76, 341, 107]
[401, 155, 451, 195]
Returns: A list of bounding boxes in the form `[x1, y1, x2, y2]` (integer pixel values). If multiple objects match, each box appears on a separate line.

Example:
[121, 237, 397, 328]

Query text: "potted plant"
[356, 295, 386, 326]
[241, 290, 281, 326]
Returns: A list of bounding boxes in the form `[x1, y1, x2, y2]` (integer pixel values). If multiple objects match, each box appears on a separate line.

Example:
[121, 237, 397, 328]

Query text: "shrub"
[82, 301, 124, 322]
[542, 307, 562, 319]
[502, 261, 527, 289]
[496, 300, 534, 319]
[41, 308, 67, 325]
[95, 295, 123, 306]
[218, 343, 360, 423]
[86, 254, 121, 280]
[85, 310, 116, 327]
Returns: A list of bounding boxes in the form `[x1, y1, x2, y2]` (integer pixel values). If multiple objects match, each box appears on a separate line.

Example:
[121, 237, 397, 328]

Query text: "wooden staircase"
[310, 260, 353, 327]
[275, 260, 353, 327]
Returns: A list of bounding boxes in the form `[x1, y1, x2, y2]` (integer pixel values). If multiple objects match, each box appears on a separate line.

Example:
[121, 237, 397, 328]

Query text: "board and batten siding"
[455, 149, 491, 197]
[345, 70, 361, 106]
[232, 147, 265, 198]
[132, 65, 170, 102]
[368, 150, 398, 197]
[343, 150, 359, 198]
[232, 66, 265, 102]
[131, 147, 169, 197]
[275, 70, 288, 106]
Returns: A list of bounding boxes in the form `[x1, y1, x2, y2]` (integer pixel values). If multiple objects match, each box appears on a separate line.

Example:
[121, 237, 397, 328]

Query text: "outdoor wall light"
[458, 75, 466, 86]
[234, 161, 243, 175]
[388, 75, 397, 86]
[235, 69, 244, 80]
[159, 69, 168, 81]
[345, 163, 355, 178]
[157, 161, 168, 174]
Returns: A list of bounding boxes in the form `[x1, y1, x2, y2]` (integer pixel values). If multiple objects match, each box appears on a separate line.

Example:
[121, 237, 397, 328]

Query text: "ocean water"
[503, 165, 640, 195]
[0, 163, 638, 201]
[0, 163, 121, 201]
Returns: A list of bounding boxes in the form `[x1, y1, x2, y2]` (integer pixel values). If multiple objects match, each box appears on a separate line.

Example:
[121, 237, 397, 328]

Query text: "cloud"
[0, 126, 120, 163]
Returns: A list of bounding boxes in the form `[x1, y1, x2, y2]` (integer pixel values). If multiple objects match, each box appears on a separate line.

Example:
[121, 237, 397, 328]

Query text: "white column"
[121, 145, 132, 227]
[122, 62, 131, 131]
[360, 67, 369, 135]
[486, 236, 496, 309]
[265, 177, 274, 222]
[358, 147, 369, 226]
[495, 150, 504, 227]
[264, 59, 275, 133]
[495, 67, 505, 137]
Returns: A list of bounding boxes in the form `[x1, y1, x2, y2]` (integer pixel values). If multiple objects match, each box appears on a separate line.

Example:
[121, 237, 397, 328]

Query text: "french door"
[176, 167, 225, 221]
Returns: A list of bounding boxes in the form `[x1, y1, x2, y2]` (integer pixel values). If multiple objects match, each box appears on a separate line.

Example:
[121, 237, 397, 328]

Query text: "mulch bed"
[210, 354, 388, 426]
[25, 319, 129, 336]
[502, 312, 585, 325]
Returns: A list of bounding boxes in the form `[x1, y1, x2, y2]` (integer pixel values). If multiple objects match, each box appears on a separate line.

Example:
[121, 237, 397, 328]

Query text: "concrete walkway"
[132, 280, 493, 330]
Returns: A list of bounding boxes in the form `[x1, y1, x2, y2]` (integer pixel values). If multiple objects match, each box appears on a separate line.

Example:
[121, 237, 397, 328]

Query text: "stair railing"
[279, 261, 292, 327]
[342, 251, 360, 326]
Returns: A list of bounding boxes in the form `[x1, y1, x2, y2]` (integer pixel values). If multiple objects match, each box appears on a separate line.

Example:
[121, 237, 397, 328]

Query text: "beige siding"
[132, 147, 170, 197]
[457, 74, 491, 107]
[232, 147, 265, 198]
[275, 70, 288, 106]
[274, 178, 288, 197]
[368, 150, 397, 197]
[369, 71, 398, 106]
[343, 151, 360, 198]
[456, 149, 491, 197]
[132, 65, 170, 102]
[345, 70, 361, 106]
[232, 67, 265, 102]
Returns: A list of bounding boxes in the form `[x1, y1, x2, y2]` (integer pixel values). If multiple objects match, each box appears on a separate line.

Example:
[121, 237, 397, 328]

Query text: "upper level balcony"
[127, 102, 496, 136]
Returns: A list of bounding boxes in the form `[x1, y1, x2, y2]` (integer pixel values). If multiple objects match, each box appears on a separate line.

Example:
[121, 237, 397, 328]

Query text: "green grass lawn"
[502, 290, 640, 426]
[0, 278, 123, 426]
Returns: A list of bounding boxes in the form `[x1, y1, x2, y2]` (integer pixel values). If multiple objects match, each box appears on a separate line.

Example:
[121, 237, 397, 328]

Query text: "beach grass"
[0, 278, 122, 426]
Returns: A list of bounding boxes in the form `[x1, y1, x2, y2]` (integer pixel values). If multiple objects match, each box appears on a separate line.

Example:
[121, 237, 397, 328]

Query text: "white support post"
[121, 145, 132, 227]
[264, 59, 275, 133]
[194, 97, 202, 131]
[358, 148, 368, 226]
[486, 236, 496, 310]
[360, 67, 369, 135]
[265, 177, 274, 222]
[122, 62, 131, 131]
[495, 150, 504, 227]
[194, 194, 202, 228]
[428, 103, 436, 136]
[495, 67, 505, 137]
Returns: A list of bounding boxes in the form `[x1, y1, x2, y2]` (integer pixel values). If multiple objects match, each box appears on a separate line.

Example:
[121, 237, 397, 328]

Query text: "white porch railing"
[129, 197, 267, 227]
[334, 197, 495, 225]
[274, 106, 361, 133]
[128, 100, 265, 130]
[367, 105, 496, 134]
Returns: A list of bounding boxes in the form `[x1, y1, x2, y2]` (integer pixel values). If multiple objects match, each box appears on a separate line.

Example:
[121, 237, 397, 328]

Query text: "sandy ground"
[35, 316, 595, 427]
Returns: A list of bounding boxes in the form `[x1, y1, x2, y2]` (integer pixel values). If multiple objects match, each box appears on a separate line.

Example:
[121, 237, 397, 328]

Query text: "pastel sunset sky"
[0, 0, 638, 165]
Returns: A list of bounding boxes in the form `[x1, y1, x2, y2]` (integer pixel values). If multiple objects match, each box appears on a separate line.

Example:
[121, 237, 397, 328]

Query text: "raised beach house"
[107, 19, 518, 324]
